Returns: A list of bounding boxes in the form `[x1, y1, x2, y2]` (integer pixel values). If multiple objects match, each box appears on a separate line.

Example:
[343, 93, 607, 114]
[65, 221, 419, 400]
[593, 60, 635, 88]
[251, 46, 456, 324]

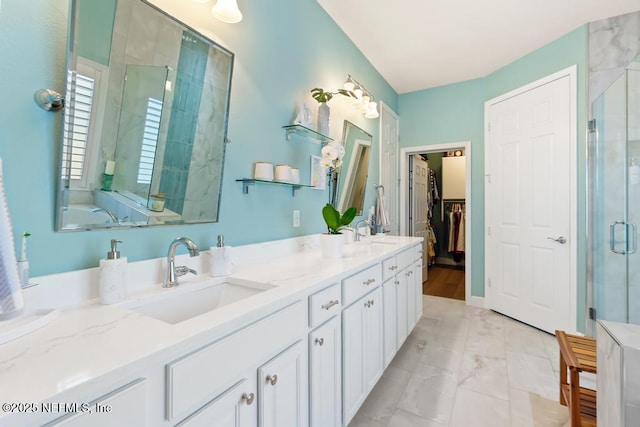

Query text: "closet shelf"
[236, 178, 314, 196]
[283, 124, 333, 144]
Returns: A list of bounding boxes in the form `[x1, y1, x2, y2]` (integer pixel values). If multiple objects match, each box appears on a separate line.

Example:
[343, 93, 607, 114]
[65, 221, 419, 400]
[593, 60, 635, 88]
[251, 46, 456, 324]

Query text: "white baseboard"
[466, 296, 485, 308]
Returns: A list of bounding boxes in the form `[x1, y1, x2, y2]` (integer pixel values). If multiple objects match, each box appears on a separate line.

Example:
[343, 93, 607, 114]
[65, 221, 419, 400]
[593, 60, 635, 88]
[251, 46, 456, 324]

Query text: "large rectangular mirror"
[56, 0, 234, 231]
[336, 121, 373, 215]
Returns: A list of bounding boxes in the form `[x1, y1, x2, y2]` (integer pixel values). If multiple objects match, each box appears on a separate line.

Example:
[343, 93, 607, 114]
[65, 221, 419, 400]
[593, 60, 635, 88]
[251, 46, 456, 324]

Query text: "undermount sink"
[124, 278, 275, 324]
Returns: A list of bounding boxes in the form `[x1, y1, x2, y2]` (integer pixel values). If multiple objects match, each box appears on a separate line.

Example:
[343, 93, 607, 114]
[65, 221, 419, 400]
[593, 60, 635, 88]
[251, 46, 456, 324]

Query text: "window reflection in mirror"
[336, 121, 373, 216]
[56, 0, 234, 231]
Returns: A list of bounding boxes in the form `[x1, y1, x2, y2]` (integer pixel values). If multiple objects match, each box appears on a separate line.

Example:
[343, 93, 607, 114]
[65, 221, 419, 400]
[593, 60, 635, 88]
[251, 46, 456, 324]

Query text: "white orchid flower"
[322, 144, 340, 160]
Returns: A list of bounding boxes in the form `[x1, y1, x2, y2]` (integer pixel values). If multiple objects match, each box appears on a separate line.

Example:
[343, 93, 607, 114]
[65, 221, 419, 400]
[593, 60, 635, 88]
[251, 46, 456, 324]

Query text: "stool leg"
[559, 351, 568, 406]
[570, 370, 581, 427]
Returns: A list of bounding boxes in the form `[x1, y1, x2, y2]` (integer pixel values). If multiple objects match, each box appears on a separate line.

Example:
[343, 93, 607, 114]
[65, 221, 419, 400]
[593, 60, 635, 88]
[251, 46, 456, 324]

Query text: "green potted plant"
[320, 203, 357, 259]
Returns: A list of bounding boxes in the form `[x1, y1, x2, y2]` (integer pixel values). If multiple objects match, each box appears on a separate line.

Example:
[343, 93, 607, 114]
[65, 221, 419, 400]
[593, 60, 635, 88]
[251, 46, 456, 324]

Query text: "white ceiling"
[316, 0, 640, 94]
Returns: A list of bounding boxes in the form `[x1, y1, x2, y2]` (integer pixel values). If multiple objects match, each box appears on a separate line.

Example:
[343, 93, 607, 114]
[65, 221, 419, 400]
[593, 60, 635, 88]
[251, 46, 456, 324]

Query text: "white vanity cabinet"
[405, 258, 423, 330]
[342, 286, 383, 425]
[258, 340, 307, 427]
[382, 278, 397, 368]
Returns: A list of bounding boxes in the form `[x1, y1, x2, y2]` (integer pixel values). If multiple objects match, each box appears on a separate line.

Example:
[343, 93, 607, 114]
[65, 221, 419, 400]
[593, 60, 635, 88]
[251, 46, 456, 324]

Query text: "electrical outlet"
[293, 210, 300, 227]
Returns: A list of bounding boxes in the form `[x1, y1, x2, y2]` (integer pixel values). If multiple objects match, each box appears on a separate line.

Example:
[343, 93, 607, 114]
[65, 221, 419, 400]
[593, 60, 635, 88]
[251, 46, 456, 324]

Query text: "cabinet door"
[342, 287, 384, 426]
[342, 298, 366, 424]
[363, 286, 384, 392]
[396, 272, 409, 349]
[258, 340, 306, 427]
[382, 279, 397, 368]
[177, 377, 257, 427]
[413, 260, 423, 324]
[406, 264, 418, 330]
[309, 316, 341, 427]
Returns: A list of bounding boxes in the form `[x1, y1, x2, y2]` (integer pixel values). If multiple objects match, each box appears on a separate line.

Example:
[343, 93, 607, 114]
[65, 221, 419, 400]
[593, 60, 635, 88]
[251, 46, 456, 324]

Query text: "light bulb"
[344, 77, 355, 92]
[365, 102, 379, 119]
[353, 88, 363, 99]
[361, 95, 370, 112]
[212, 0, 242, 23]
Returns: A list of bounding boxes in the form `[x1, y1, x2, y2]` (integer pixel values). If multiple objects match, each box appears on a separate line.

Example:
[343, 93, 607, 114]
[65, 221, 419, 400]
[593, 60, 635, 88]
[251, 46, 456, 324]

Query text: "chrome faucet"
[354, 220, 370, 242]
[91, 207, 119, 223]
[163, 237, 200, 288]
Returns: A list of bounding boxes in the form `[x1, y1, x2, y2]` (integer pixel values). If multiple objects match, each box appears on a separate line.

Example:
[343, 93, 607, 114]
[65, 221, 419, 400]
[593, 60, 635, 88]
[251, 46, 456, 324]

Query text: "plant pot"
[320, 233, 345, 259]
[317, 102, 330, 136]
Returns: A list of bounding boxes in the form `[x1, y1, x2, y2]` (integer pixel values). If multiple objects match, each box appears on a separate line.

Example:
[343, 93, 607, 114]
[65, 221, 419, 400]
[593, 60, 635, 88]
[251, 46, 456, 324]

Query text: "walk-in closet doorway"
[400, 142, 472, 304]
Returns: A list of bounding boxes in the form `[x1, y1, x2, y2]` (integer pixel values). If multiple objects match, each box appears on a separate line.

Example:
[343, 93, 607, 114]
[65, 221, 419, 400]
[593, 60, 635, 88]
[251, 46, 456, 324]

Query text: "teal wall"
[399, 26, 589, 330]
[0, 0, 397, 276]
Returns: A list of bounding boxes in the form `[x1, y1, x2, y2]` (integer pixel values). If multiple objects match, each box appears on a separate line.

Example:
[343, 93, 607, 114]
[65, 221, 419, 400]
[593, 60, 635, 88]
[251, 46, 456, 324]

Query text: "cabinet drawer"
[166, 301, 305, 421]
[309, 283, 341, 328]
[342, 264, 382, 306]
[397, 248, 414, 271]
[382, 256, 399, 282]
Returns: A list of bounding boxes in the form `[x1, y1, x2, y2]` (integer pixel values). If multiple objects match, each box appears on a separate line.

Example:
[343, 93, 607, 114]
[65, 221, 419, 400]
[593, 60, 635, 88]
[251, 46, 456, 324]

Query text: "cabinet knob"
[316, 337, 324, 346]
[395, 280, 400, 285]
[242, 393, 255, 405]
[322, 300, 339, 310]
[267, 374, 278, 386]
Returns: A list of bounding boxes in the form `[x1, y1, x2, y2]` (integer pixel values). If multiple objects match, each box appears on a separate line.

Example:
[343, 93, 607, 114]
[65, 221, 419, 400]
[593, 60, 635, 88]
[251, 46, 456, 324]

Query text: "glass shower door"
[591, 64, 640, 330]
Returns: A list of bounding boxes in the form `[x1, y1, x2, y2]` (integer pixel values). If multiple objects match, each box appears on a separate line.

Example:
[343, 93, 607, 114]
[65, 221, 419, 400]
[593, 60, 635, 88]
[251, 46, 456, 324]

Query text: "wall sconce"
[343, 75, 379, 119]
[212, 0, 243, 23]
[192, 0, 243, 23]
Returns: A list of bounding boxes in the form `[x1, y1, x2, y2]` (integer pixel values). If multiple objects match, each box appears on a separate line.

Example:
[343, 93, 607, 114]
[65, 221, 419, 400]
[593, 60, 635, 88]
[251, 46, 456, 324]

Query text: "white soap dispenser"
[210, 235, 232, 277]
[99, 239, 128, 304]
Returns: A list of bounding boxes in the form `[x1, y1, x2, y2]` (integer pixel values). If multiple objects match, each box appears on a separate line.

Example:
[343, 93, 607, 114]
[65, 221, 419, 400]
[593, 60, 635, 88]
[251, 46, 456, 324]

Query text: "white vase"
[317, 102, 330, 136]
[320, 233, 345, 259]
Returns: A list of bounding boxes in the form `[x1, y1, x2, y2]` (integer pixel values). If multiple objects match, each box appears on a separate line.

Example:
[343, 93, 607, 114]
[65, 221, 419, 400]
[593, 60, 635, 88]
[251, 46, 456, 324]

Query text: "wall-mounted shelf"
[236, 178, 315, 196]
[283, 124, 333, 144]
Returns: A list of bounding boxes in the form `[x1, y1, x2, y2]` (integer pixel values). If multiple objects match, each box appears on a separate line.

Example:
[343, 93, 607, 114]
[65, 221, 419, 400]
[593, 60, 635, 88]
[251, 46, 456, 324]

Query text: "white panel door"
[486, 73, 574, 334]
[411, 155, 430, 279]
[380, 102, 399, 234]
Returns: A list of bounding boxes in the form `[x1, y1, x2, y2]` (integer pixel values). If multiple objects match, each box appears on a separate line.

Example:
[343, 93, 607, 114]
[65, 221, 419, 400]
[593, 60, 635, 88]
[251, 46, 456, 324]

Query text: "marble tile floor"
[349, 295, 572, 427]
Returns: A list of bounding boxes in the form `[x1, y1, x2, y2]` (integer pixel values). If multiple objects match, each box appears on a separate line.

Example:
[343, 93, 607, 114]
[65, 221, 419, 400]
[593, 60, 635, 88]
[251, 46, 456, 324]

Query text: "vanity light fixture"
[212, 0, 243, 23]
[343, 75, 379, 119]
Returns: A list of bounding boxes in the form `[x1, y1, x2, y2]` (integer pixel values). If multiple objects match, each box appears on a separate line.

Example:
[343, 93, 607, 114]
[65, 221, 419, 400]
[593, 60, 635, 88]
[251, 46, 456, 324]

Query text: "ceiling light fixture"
[212, 0, 243, 24]
[343, 75, 379, 119]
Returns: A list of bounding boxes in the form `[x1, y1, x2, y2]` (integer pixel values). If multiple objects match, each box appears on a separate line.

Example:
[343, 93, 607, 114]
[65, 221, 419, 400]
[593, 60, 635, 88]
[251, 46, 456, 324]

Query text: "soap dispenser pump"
[99, 239, 128, 304]
[210, 234, 232, 277]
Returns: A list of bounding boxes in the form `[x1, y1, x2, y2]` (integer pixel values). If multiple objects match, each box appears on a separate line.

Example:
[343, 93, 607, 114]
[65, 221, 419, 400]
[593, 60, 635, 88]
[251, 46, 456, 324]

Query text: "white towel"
[376, 194, 390, 228]
[0, 158, 24, 320]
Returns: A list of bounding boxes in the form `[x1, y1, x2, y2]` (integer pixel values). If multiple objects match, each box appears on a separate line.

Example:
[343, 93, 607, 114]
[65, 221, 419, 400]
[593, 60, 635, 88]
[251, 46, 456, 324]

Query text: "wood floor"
[422, 265, 465, 301]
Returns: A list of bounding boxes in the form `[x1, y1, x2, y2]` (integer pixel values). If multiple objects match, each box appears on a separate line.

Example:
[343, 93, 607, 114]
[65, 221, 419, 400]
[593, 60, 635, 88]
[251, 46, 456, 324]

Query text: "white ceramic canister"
[254, 161, 274, 181]
[290, 168, 300, 184]
[274, 164, 292, 182]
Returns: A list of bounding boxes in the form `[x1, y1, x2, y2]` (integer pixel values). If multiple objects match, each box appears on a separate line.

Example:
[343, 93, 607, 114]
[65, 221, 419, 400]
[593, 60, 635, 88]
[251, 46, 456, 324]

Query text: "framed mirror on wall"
[56, 0, 234, 231]
[337, 121, 373, 215]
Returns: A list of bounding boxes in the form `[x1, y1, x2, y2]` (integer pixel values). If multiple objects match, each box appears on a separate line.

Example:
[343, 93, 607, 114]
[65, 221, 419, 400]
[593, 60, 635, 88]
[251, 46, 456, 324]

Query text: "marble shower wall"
[589, 10, 640, 103]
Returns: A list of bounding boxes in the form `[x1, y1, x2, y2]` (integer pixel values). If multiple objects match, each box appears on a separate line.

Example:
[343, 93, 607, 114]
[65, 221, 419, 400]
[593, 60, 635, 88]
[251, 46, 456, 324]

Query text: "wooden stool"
[555, 330, 597, 427]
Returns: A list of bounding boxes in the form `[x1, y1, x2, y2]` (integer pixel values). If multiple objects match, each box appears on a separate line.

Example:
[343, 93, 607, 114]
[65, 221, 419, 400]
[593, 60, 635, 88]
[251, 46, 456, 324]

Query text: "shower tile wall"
[181, 45, 232, 221]
[589, 11, 640, 104]
[159, 31, 208, 214]
[103, 0, 180, 189]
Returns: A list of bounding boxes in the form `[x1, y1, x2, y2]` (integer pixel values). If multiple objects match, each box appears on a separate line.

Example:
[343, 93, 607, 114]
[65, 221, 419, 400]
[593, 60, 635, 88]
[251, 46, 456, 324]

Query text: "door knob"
[547, 236, 567, 244]
[242, 393, 255, 405]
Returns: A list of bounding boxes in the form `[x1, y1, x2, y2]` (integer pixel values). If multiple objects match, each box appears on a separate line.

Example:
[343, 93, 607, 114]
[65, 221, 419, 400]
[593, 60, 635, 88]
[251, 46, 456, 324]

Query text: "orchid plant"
[322, 203, 356, 235]
[319, 140, 345, 172]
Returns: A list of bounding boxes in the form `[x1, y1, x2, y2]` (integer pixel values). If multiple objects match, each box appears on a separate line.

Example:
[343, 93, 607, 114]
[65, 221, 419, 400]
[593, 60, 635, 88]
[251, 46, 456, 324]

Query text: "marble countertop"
[0, 235, 421, 415]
